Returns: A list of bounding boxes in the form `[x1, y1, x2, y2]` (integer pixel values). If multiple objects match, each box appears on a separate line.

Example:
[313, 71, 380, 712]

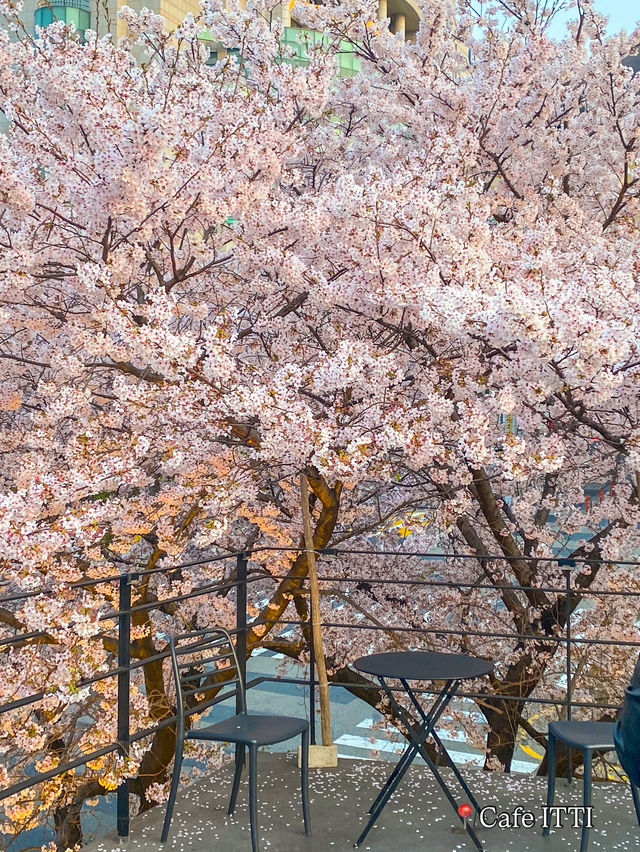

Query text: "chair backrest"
[169, 627, 246, 731]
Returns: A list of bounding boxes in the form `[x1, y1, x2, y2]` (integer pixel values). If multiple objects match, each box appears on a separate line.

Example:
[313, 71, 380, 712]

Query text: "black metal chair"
[543, 719, 640, 852]
[160, 627, 311, 851]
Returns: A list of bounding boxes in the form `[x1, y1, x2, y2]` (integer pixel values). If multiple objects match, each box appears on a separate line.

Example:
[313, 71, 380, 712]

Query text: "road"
[245, 647, 541, 773]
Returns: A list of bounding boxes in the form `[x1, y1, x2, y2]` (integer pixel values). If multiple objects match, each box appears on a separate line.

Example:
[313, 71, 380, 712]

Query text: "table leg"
[411, 734, 483, 851]
[366, 740, 418, 814]
[356, 678, 475, 849]
[366, 679, 455, 815]
[400, 679, 484, 811]
[371, 677, 484, 851]
[354, 742, 421, 847]
[430, 728, 483, 814]
[401, 682, 484, 850]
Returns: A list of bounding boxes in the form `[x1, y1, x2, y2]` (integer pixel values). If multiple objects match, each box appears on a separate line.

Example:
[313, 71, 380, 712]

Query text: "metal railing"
[1, 547, 639, 844]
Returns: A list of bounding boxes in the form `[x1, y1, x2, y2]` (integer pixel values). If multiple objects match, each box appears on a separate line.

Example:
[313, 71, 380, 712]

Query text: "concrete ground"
[83, 752, 640, 852]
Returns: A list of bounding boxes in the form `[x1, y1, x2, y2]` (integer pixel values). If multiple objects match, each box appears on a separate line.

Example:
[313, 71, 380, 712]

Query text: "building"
[16, 0, 422, 64]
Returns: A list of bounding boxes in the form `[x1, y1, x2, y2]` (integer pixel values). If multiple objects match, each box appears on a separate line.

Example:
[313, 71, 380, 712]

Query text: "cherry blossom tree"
[2, 0, 640, 846]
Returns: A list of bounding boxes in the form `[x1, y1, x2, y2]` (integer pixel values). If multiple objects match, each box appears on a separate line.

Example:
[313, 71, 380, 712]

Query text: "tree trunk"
[481, 697, 527, 771]
[53, 782, 103, 852]
[54, 802, 83, 852]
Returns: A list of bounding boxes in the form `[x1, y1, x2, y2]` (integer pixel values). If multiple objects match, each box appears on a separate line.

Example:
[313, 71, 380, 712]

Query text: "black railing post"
[236, 552, 248, 712]
[309, 598, 317, 745]
[117, 573, 132, 838]
[559, 558, 576, 783]
[565, 567, 573, 781]
[559, 562, 576, 722]
[234, 552, 249, 781]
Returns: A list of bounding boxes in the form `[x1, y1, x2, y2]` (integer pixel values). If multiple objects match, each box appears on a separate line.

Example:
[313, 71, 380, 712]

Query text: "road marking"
[355, 718, 479, 743]
[252, 648, 284, 659]
[334, 734, 406, 754]
[521, 744, 543, 761]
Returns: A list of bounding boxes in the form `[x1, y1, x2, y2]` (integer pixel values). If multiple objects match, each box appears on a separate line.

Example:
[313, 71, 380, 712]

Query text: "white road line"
[355, 719, 475, 743]
[334, 734, 406, 754]
[356, 709, 485, 729]
[335, 733, 541, 773]
[251, 648, 284, 659]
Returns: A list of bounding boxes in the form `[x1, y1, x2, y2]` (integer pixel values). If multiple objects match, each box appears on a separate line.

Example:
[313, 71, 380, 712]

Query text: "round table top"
[352, 650, 494, 681]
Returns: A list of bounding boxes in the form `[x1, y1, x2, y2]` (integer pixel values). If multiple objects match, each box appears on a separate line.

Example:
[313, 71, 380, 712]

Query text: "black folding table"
[352, 650, 494, 849]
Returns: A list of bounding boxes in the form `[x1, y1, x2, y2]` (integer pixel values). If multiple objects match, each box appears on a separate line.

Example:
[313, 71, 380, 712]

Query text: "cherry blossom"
[2, 0, 640, 845]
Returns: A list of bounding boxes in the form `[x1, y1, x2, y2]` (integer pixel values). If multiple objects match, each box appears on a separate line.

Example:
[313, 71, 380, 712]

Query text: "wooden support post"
[299, 472, 338, 767]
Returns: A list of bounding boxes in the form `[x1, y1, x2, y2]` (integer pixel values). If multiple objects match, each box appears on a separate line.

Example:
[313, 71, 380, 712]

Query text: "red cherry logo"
[458, 804, 473, 819]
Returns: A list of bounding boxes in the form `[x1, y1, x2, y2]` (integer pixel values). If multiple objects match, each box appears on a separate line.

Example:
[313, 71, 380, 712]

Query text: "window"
[34, 0, 90, 41]
[281, 27, 361, 77]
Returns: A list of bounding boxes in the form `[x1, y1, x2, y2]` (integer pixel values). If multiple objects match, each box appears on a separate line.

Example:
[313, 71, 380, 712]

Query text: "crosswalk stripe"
[251, 647, 284, 659]
[334, 734, 406, 754]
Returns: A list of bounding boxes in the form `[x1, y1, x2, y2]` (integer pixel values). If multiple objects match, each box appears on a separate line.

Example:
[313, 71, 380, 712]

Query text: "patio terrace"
[4, 548, 640, 852]
[83, 752, 639, 852]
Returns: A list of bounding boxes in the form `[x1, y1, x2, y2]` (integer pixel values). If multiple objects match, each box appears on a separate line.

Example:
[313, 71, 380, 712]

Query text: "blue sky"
[547, 0, 640, 39]
[591, 0, 640, 33]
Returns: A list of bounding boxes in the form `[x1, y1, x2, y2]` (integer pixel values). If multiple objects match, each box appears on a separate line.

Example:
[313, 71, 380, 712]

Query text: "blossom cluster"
[2, 0, 640, 842]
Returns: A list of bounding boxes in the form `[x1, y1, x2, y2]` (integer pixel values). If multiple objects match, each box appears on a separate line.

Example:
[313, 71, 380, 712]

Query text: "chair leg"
[543, 730, 556, 837]
[248, 745, 259, 852]
[301, 728, 311, 836]
[580, 750, 592, 852]
[161, 744, 184, 842]
[228, 743, 245, 816]
[631, 782, 640, 827]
